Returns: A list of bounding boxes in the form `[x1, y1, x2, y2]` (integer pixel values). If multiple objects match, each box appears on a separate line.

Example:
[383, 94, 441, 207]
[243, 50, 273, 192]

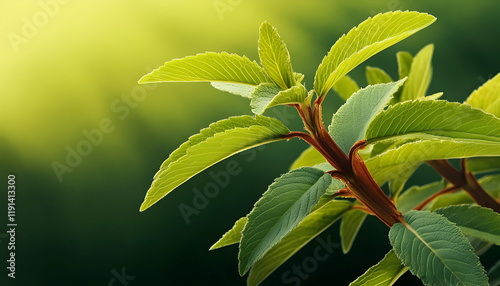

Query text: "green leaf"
[396, 181, 445, 213]
[210, 82, 257, 98]
[349, 250, 407, 286]
[400, 44, 434, 101]
[314, 11, 435, 97]
[250, 84, 308, 115]
[366, 66, 393, 85]
[258, 22, 295, 90]
[340, 207, 367, 254]
[138, 52, 269, 92]
[247, 200, 352, 286]
[210, 217, 247, 250]
[434, 205, 500, 245]
[333, 75, 360, 101]
[429, 189, 476, 211]
[389, 210, 488, 286]
[364, 100, 500, 186]
[466, 73, 500, 117]
[423, 92, 443, 101]
[238, 167, 332, 275]
[387, 166, 417, 201]
[488, 260, 500, 286]
[289, 146, 326, 170]
[329, 79, 406, 154]
[397, 51, 413, 80]
[140, 115, 290, 211]
[467, 157, 500, 174]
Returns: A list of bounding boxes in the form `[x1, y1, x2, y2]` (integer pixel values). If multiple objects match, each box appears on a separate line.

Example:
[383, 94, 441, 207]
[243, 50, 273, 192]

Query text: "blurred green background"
[1, 0, 499, 285]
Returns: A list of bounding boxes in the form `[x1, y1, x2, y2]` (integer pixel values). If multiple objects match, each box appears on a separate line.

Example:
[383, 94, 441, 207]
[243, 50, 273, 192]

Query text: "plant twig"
[413, 185, 461, 211]
[426, 159, 500, 213]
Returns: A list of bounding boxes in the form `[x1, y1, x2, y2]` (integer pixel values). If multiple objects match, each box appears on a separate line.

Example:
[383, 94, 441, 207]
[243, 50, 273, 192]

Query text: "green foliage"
[248, 200, 352, 286]
[139, 52, 269, 95]
[250, 84, 308, 115]
[238, 167, 332, 275]
[435, 205, 500, 245]
[314, 11, 435, 97]
[258, 22, 296, 90]
[139, 11, 500, 285]
[466, 73, 500, 117]
[468, 157, 500, 174]
[329, 79, 405, 154]
[340, 206, 367, 254]
[397, 51, 413, 80]
[140, 115, 289, 211]
[390, 210, 488, 286]
[366, 66, 393, 85]
[332, 75, 360, 100]
[364, 100, 500, 189]
[396, 181, 445, 213]
[210, 217, 247, 250]
[289, 146, 326, 170]
[349, 250, 407, 286]
[400, 44, 434, 101]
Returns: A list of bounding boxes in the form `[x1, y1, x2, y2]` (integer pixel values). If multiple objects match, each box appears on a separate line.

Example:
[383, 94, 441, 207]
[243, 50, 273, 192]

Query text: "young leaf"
[238, 167, 332, 275]
[258, 22, 295, 90]
[340, 207, 367, 254]
[289, 146, 326, 170]
[211, 82, 257, 98]
[396, 181, 445, 213]
[140, 115, 290, 211]
[314, 11, 435, 97]
[389, 210, 488, 286]
[467, 157, 500, 174]
[390, 51, 413, 103]
[139, 52, 269, 92]
[333, 75, 360, 101]
[434, 205, 500, 245]
[250, 84, 308, 115]
[397, 51, 413, 80]
[466, 73, 500, 117]
[364, 100, 500, 182]
[366, 66, 393, 85]
[400, 44, 434, 101]
[210, 217, 247, 250]
[329, 79, 406, 154]
[349, 250, 407, 286]
[247, 200, 352, 286]
[387, 165, 418, 201]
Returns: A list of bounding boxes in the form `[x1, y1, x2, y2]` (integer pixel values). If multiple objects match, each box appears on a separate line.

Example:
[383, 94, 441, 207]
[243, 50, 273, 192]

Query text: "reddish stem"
[334, 187, 354, 198]
[287, 98, 403, 227]
[413, 185, 461, 211]
[427, 160, 500, 213]
[282, 132, 341, 170]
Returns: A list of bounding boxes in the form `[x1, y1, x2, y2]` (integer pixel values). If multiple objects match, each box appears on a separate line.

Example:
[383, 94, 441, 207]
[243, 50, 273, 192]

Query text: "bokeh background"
[1, 0, 499, 285]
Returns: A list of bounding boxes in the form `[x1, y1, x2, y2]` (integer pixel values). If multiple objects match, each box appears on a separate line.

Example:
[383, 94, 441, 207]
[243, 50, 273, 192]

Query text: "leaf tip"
[138, 70, 156, 84]
[139, 201, 151, 212]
